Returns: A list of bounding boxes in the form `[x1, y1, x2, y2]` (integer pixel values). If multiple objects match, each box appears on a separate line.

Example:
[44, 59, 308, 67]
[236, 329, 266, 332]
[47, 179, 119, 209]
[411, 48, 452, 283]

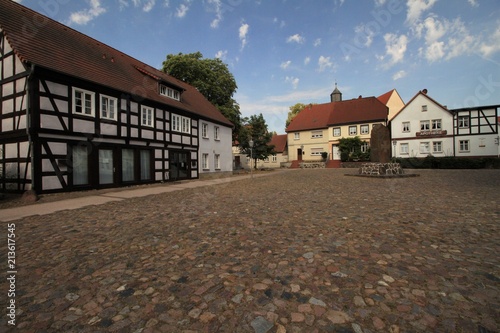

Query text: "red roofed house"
[258, 134, 288, 168]
[286, 85, 389, 166]
[377, 89, 405, 120]
[0, 0, 233, 193]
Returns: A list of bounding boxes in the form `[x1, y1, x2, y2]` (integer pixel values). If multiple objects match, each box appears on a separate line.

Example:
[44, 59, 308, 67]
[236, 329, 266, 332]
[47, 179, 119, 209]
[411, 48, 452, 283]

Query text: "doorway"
[332, 145, 341, 160]
[297, 148, 303, 161]
[170, 151, 189, 180]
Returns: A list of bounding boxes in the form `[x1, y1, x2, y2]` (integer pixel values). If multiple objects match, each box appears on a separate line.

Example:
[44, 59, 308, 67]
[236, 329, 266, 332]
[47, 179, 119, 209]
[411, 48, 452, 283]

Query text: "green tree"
[286, 103, 306, 128]
[238, 114, 274, 169]
[338, 137, 363, 162]
[161, 52, 241, 139]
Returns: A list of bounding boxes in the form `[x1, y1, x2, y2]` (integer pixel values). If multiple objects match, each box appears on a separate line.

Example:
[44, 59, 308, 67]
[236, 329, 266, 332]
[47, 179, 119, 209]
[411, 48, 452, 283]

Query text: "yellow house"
[258, 134, 288, 168]
[378, 89, 405, 120]
[286, 86, 389, 165]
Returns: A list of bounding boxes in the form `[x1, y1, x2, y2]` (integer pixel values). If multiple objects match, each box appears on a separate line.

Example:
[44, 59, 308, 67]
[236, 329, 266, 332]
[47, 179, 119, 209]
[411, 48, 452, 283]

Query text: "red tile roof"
[269, 134, 287, 153]
[377, 89, 395, 105]
[286, 97, 388, 132]
[286, 103, 332, 131]
[0, 0, 232, 127]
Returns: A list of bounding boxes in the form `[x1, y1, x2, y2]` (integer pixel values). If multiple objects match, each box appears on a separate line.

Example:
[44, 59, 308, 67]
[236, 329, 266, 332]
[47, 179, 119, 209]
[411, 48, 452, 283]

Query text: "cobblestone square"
[1, 169, 499, 332]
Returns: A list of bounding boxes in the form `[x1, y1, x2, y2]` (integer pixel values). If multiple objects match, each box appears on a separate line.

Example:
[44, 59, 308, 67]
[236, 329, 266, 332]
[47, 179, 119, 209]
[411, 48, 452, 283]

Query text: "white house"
[199, 120, 233, 178]
[391, 90, 454, 158]
[452, 105, 499, 157]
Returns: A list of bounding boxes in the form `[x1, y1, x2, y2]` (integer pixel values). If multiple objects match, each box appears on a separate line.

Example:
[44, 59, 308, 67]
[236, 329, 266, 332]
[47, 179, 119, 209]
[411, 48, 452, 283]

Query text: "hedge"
[394, 156, 500, 169]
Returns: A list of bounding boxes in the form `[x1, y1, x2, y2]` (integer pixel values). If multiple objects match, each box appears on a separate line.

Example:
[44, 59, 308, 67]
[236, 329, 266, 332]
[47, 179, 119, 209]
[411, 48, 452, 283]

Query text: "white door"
[332, 145, 340, 160]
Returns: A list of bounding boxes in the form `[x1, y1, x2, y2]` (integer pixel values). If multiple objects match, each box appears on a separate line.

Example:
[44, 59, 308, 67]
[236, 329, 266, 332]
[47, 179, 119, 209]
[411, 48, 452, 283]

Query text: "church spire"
[330, 82, 342, 102]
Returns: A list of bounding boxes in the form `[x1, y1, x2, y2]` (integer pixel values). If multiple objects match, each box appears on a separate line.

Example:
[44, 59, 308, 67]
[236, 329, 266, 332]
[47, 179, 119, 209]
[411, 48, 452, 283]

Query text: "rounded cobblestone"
[0, 169, 499, 332]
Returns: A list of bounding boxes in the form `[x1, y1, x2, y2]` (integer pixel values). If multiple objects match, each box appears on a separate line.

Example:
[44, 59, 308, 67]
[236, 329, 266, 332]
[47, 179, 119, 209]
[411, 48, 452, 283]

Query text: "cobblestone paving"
[1, 169, 499, 333]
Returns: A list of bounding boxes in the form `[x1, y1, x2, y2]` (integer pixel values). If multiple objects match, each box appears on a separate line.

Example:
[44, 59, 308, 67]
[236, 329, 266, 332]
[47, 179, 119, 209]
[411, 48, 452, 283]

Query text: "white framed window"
[433, 141, 442, 153]
[214, 126, 220, 140]
[402, 122, 410, 133]
[202, 123, 208, 138]
[420, 120, 430, 131]
[349, 126, 357, 136]
[182, 117, 190, 133]
[172, 114, 191, 134]
[141, 106, 154, 127]
[459, 140, 469, 152]
[311, 130, 323, 138]
[400, 143, 409, 154]
[272, 155, 277, 162]
[214, 154, 220, 169]
[458, 116, 469, 128]
[100, 94, 117, 120]
[159, 84, 180, 101]
[419, 142, 430, 154]
[361, 142, 369, 153]
[432, 119, 442, 130]
[310, 148, 324, 156]
[333, 127, 341, 136]
[422, 105, 427, 112]
[294, 132, 300, 140]
[264, 157, 270, 163]
[73, 88, 95, 116]
[202, 153, 209, 170]
[360, 125, 369, 135]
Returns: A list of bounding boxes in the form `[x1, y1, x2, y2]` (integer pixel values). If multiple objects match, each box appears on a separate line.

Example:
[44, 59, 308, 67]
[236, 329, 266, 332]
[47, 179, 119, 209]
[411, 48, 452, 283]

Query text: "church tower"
[330, 83, 342, 102]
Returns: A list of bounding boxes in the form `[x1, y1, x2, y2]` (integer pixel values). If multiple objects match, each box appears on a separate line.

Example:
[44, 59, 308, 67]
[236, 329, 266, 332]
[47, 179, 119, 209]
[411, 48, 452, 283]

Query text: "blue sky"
[15, 0, 500, 133]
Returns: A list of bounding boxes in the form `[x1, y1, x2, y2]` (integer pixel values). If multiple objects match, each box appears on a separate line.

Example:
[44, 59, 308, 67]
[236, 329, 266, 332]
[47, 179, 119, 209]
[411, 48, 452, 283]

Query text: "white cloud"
[143, 0, 156, 12]
[375, 0, 387, 6]
[121, 0, 164, 12]
[285, 76, 300, 89]
[406, 0, 437, 25]
[68, 0, 106, 25]
[280, 60, 291, 70]
[208, 0, 223, 28]
[273, 17, 286, 28]
[382, 33, 408, 67]
[354, 23, 375, 47]
[414, 16, 477, 62]
[313, 38, 322, 47]
[215, 50, 228, 60]
[176, 3, 190, 18]
[392, 70, 407, 80]
[423, 41, 445, 61]
[468, 0, 479, 7]
[317, 55, 334, 72]
[239, 22, 249, 50]
[479, 24, 500, 57]
[286, 34, 305, 44]
[304, 57, 311, 65]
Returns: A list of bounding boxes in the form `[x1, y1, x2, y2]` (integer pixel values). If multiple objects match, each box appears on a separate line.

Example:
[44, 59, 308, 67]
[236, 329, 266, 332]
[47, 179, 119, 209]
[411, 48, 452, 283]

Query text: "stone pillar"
[370, 124, 391, 163]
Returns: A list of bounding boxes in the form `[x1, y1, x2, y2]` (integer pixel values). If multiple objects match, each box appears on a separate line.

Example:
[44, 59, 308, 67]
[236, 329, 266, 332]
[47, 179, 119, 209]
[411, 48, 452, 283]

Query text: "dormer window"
[160, 84, 180, 101]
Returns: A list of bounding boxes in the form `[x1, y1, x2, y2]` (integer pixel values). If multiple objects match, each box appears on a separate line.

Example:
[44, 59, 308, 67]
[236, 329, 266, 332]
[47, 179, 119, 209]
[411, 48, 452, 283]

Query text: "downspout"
[452, 114, 456, 157]
[26, 63, 36, 192]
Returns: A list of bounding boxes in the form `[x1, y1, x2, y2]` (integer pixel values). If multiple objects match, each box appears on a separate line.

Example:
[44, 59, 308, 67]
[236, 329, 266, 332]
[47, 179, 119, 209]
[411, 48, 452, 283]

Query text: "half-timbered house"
[0, 0, 233, 193]
[391, 89, 499, 158]
[451, 105, 499, 157]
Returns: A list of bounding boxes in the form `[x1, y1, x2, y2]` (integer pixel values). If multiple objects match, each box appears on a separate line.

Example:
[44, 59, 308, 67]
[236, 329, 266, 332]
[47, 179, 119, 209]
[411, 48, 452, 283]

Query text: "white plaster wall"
[199, 121, 233, 173]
